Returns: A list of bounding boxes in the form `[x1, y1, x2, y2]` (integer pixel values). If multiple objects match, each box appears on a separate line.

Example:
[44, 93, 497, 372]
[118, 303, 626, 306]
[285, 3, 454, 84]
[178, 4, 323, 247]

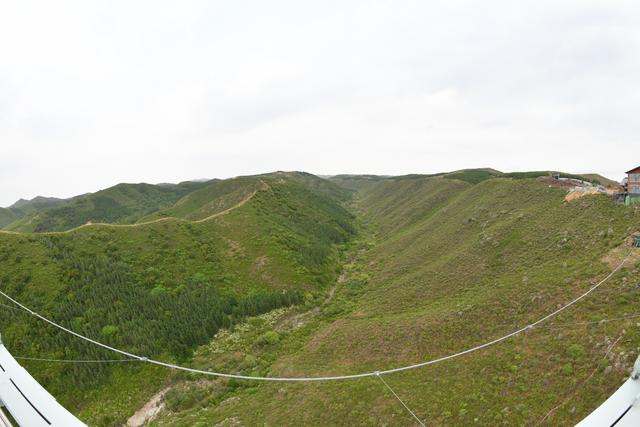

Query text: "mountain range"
[0, 169, 637, 426]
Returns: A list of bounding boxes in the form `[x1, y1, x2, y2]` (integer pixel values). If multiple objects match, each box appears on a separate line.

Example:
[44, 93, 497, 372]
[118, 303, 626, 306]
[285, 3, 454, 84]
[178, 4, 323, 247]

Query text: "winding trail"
[0, 180, 269, 236]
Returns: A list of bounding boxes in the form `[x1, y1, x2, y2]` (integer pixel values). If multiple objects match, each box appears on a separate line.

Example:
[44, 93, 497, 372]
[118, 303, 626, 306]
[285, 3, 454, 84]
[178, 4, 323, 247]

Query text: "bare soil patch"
[602, 234, 640, 270]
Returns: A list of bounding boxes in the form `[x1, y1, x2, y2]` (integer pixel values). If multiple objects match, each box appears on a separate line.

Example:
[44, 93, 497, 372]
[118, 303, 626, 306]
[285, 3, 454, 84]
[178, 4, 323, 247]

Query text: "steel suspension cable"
[12, 311, 640, 366]
[14, 356, 140, 364]
[376, 373, 426, 426]
[0, 254, 629, 382]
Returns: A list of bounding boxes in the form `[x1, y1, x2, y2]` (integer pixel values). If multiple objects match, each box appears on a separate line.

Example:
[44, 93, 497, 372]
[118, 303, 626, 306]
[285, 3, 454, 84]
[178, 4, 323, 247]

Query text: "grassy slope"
[0, 174, 356, 426]
[0, 196, 66, 229]
[156, 174, 640, 426]
[5, 181, 210, 232]
[134, 171, 341, 223]
[0, 208, 18, 228]
[137, 178, 261, 222]
[327, 175, 390, 192]
[582, 174, 623, 189]
[9, 196, 67, 216]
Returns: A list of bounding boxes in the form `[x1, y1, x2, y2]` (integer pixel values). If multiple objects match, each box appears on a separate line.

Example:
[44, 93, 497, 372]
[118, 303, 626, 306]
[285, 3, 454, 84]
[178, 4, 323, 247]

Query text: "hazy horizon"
[2, 1, 639, 206]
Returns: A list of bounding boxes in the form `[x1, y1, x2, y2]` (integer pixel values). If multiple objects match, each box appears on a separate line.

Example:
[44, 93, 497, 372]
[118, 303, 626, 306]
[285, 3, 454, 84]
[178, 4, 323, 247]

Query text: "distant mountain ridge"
[0, 207, 18, 228]
[2, 180, 211, 232]
[0, 172, 353, 233]
[10, 195, 67, 211]
[0, 195, 68, 228]
[1, 169, 620, 233]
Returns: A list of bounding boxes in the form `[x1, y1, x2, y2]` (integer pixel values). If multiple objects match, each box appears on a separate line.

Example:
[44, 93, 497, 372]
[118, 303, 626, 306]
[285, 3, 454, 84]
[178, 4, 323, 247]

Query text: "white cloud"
[1, 0, 639, 205]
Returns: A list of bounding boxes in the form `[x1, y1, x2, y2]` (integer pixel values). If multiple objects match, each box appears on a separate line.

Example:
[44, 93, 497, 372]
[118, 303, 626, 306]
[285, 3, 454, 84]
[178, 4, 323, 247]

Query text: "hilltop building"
[624, 166, 640, 205]
[627, 166, 640, 193]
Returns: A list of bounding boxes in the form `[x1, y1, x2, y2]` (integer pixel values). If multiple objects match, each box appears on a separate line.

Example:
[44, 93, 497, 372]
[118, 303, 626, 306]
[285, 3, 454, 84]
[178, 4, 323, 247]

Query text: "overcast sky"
[1, 1, 639, 206]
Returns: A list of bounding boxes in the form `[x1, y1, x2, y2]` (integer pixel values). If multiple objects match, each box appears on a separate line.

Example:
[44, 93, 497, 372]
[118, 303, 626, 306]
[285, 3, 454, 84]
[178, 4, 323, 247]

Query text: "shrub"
[567, 344, 586, 360]
[101, 325, 119, 337]
[257, 331, 280, 346]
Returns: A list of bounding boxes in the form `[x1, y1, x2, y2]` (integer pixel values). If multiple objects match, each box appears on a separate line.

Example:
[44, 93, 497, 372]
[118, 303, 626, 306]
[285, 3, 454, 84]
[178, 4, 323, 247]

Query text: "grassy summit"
[0, 170, 638, 426]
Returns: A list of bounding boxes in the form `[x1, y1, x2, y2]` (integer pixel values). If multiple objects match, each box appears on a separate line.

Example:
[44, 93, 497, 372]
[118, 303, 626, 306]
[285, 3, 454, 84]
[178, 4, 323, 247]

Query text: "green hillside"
[330, 168, 612, 190]
[0, 208, 18, 228]
[582, 174, 623, 189]
[138, 175, 290, 223]
[5, 181, 210, 232]
[143, 173, 638, 427]
[137, 178, 257, 222]
[1, 196, 66, 228]
[0, 171, 638, 426]
[122, 172, 351, 225]
[326, 174, 389, 191]
[0, 173, 356, 425]
[9, 196, 67, 216]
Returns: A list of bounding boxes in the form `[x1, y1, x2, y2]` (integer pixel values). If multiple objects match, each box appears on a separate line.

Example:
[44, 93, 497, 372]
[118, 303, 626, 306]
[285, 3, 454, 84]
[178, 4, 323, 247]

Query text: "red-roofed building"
[627, 166, 640, 194]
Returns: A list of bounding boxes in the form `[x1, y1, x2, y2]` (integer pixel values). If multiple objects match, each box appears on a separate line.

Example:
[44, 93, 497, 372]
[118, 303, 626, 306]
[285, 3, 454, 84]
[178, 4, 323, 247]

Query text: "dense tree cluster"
[251, 182, 355, 271]
[0, 173, 357, 416]
[1, 236, 302, 389]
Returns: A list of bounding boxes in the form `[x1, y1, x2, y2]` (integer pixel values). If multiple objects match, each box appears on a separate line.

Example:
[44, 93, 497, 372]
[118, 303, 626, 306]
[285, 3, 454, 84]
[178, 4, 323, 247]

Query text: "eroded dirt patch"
[602, 234, 640, 270]
[565, 187, 605, 202]
[127, 387, 170, 427]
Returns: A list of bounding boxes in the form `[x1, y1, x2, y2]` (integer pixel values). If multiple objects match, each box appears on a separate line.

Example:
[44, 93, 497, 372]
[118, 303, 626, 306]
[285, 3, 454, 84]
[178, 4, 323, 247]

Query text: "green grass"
[8, 196, 67, 216]
[1, 171, 637, 426]
[5, 181, 210, 232]
[137, 177, 262, 222]
[444, 168, 499, 184]
[443, 169, 610, 186]
[0, 196, 68, 228]
[500, 170, 605, 185]
[0, 208, 18, 227]
[0, 173, 356, 425]
[153, 173, 639, 426]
